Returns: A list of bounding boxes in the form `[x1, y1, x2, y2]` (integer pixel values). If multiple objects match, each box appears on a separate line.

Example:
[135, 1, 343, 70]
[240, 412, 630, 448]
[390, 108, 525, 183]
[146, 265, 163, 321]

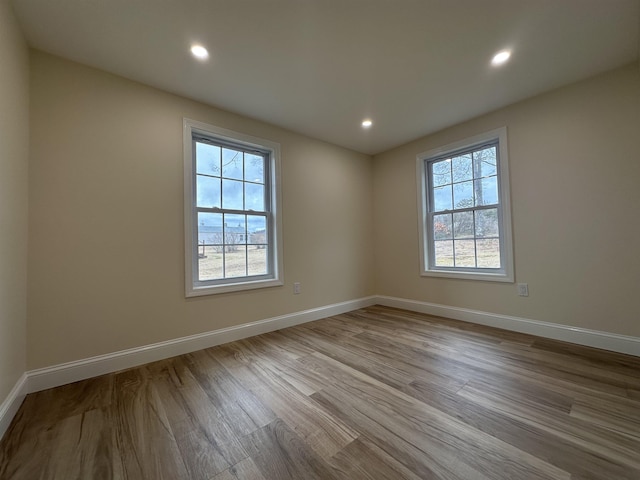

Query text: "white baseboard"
[26, 296, 377, 394]
[0, 373, 28, 441]
[3, 293, 638, 441]
[376, 295, 640, 357]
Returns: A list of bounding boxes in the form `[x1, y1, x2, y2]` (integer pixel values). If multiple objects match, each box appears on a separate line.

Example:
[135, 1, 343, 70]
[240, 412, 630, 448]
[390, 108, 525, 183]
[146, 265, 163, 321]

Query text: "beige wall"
[27, 51, 374, 369]
[0, 0, 29, 401]
[21, 48, 640, 371]
[374, 63, 640, 337]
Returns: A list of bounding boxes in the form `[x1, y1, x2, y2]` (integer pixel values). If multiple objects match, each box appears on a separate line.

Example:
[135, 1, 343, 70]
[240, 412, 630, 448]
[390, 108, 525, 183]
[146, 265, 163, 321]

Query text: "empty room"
[1, 0, 639, 479]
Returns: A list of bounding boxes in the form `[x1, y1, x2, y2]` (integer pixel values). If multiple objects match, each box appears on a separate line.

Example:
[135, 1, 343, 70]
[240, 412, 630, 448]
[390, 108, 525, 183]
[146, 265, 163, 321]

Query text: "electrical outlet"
[517, 283, 529, 297]
[293, 282, 301, 295]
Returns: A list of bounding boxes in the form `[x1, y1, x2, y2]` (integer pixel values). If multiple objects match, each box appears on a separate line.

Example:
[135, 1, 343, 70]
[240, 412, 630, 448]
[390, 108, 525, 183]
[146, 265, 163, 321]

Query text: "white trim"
[26, 296, 377, 394]
[183, 118, 284, 297]
[376, 295, 640, 357]
[0, 373, 28, 441]
[4, 293, 638, 437]
[416, 127, 514, 282]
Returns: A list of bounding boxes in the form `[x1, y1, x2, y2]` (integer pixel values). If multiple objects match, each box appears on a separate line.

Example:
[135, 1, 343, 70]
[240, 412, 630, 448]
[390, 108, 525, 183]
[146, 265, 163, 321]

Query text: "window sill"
[421, 269, 513, 283]
[187, 278, 284, 297]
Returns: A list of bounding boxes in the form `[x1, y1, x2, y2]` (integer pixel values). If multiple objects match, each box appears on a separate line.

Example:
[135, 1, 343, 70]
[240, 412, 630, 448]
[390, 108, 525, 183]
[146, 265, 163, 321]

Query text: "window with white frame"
[184, 119, 283, 296]
[417, 127, 513, 282]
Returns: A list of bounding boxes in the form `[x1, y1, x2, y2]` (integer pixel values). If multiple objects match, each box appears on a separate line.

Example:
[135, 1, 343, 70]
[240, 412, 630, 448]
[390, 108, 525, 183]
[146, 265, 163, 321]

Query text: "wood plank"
[0, 394, 55, 479]
[185, 348, 277, 437]
[363, 322, 636, 403]
[457, 380, 640, 470]
[212, 457, 267, 480]
[402, 379, 640, 480]
[215, 342, 359, 459]
[110, 368, 190, 479]
[151, 356, 248, 479]
[240, 419, 340, 480]
[327, 437, 424, 480]
[300, 352, 571, 480]
[280, 327, 417, 389]
[569, 397, 640, 440]
[41, 408, 119, 480]
[233, 335, 328, 395]
[311, 386, 494, 480]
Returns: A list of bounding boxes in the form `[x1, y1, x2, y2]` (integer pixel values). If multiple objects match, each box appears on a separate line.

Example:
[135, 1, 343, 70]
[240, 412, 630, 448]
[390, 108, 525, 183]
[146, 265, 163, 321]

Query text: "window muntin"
[417, 128, 513, 282]
[428, 143, 501, 269]
[194, 138, 270, 282]
[184, 119, 283, 296]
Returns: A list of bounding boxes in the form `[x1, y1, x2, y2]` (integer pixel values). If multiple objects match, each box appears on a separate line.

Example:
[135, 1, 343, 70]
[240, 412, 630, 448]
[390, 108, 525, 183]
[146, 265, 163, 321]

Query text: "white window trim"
[183, 118, 284, 297]
[416, 127, 514, 282]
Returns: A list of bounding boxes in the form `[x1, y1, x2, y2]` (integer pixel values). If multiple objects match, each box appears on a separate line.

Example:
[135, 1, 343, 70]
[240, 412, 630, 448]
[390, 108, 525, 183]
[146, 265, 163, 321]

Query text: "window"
[184, 119, 283, 296]
[417, 127, 513, 282]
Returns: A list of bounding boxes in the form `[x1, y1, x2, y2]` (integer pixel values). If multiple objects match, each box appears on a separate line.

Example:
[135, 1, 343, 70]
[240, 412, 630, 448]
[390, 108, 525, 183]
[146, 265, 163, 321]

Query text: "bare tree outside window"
[428, 143, 502, 269]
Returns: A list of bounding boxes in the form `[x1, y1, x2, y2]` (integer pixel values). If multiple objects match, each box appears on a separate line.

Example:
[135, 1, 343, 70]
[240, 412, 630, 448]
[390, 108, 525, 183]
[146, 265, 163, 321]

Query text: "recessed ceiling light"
[191, 45, 209, 60]
[362, 119, 373, 128]
[491, 50, 511, 66]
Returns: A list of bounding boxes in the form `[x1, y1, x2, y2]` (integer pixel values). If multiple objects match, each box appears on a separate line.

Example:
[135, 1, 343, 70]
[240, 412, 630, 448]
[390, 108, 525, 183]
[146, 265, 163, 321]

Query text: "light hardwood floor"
[1, 305, 639, 479]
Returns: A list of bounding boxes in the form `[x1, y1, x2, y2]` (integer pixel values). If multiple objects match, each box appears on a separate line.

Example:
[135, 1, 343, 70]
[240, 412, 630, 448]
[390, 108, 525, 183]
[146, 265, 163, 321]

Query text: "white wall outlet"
[517, 283, 529, 297]
[293, 282, 301, 295]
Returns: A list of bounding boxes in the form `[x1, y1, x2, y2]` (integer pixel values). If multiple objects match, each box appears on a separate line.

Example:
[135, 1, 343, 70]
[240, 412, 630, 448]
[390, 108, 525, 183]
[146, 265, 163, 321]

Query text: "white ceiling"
[11, 0, 640, 155]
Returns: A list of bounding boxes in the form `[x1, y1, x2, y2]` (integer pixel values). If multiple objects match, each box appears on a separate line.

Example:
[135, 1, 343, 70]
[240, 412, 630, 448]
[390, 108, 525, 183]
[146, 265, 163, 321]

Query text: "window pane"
[196, 175, 221, 208]
[433, 214, 452, 240]
[476, 238, 501, 268]
[222, 179, 244, 210]
[453, 181, 473, 209]
[198, 246, 223, 281]
[224, 214, 246, 247]
[196, 142, 220, 176]
[453, 211, 474, 238]
[245, 153, 264, 184]
[434, 240, 454, 266]
[452, 154, 472, 182]
[225, 245, 247, 278]
[433, 185, 452, 212]
[454, 239, 476, 267]
[248, 215, 267, 244]
[248, 245, 268, 275]
[197, 212, 223, 245]
[474, 176, 498, 206]
[197, 213, 224, 282]
[245, 183, 265, 211]
[222, 148, 243, 180]
[473, 147, 496, 177]
[475, 209, 499, 238]
[431, 160, 451, 187]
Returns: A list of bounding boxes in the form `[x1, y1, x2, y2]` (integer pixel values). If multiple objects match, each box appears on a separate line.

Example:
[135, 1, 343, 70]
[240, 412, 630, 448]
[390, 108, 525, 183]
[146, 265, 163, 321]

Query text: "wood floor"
[1, 305, 639, 480]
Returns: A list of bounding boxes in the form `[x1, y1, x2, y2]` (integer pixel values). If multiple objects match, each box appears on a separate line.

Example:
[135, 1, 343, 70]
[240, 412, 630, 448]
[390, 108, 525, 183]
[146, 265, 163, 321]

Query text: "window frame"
[183, 118, 284, 297]
[416, 127, 514, 282]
